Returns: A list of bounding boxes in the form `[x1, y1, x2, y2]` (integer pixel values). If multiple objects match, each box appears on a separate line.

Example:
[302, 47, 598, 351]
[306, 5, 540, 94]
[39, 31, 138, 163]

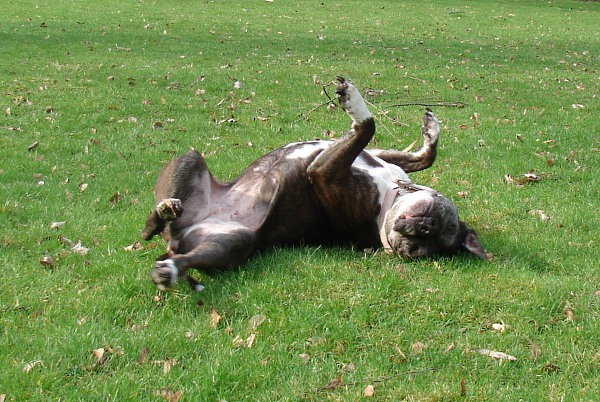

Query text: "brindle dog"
[142, 77, 486, 291]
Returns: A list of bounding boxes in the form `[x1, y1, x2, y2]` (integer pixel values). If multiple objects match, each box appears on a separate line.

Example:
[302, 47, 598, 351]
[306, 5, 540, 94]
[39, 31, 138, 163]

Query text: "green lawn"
[1, 0, 598, 400]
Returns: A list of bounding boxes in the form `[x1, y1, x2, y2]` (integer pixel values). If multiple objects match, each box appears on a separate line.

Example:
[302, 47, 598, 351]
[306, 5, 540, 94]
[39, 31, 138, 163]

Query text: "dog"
[142, 77, 487, 291]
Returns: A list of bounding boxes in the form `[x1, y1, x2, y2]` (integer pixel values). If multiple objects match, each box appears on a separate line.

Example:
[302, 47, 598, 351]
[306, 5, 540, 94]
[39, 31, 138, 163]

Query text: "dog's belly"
[219, 140, 412, 248]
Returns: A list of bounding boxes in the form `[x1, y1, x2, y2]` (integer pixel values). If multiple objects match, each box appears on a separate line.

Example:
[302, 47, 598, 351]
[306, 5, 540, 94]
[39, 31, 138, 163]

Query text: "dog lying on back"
[142, 77, 486, 291]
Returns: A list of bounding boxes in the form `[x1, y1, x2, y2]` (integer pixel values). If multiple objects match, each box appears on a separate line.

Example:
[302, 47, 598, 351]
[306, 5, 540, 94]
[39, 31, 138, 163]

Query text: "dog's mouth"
[383, 190, 463, 258]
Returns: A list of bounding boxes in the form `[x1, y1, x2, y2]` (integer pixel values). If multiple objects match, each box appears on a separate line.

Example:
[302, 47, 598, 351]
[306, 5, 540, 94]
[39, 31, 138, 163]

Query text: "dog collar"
[379, 187, 400, 253]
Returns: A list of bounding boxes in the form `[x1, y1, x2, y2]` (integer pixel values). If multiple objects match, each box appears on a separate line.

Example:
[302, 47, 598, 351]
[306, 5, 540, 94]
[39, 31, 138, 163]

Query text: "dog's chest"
[283, 140, 409, 199]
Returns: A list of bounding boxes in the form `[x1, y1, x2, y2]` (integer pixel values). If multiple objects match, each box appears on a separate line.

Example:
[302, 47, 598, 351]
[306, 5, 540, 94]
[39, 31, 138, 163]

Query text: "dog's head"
[383, 189, 487, 260]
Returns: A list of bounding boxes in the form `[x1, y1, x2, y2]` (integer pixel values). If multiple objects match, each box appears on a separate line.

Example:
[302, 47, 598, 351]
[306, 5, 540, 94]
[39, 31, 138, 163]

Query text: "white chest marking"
[284, 141, 331, 160]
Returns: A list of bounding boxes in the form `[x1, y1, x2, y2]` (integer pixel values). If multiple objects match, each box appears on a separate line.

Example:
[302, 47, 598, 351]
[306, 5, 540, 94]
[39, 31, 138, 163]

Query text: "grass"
[1, 0, 599, 400]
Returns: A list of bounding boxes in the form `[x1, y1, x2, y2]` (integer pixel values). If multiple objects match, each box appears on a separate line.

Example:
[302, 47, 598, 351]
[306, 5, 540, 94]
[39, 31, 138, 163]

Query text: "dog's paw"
[156, 198, 183, 221]
[421, 108, 439, 145]
[151, 259, 179, 291]
[183, 275, 205, 292]
[335, 76, 372, 124]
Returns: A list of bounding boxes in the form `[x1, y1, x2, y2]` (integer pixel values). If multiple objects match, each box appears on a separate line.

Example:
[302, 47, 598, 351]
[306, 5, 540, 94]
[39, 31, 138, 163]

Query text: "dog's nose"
[418, 217, 439, 235]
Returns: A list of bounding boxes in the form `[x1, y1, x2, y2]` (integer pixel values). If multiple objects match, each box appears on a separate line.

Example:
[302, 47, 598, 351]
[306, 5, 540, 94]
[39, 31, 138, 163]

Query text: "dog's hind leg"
[370, 108, 440, 173]
[304, 77, 381, 244]
[307, 76, 375, 181]
[141, 150, 217, 242]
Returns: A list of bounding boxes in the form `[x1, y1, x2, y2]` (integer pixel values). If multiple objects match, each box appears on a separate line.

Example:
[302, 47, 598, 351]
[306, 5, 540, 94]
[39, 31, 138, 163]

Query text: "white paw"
[335, 76, 373, 124]
[151, 259, 179, 290]
[422, 109, 439, 145]
[156, 198, 183, 221]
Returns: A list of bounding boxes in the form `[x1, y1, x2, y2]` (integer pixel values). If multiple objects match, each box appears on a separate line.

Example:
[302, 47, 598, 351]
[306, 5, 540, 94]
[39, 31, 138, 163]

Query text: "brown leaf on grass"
[470, 112, 480, 127]
[124, 242, 144, 252]
[505, 171, 543, 186]
[491, 322, 506, 333]
[50, 221, 66, 229]
[364, 384, 375, 397]
[541, 362, 561, 373]
[247, 314, 266, 334]
[232, 335, 246, 348]
[71, 241, 90, 255]
[473, 348, 517, 361]
[411, 341, 427, 354]
[40, 255, 54, 267]
[323, 372, 343, 390]
[526, 337, 541, 361]
[23, 360, 44, 372]
[563, 301, 575, 322]
[163, 358, 176, 374]
[158, 388, 183, 402]
[210, 305, 221, 329]
[460, 378, 467, 397]
[246, 333, 257, 348]
[391, 348, 407, 364]
[529, 209, 551, 222]
[138, 347, 149, 363]
[28, 141, 40, 151]
[594, 290, 600, 297]
[92, 348, 105, 364]
[109, 191, 122, 207]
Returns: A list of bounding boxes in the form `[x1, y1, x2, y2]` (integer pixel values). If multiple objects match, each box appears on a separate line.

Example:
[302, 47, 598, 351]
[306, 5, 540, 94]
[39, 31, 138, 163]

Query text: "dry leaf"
[163, 358, 176, 374]
[246, 333, 256, 348]
[124, 242, 143, 252]
[492, 322, 506, 333]
[594, 290, 600, 297]
[71, 241, 90, 255]
[342, 362, 356, 372]
[92, 348, 105, 364]
[541, 362, 561, 373]
[460, 378, 467, 396]
[109, 191, 122, 207]
[364, 384, 375, 397]
[529, 209, 551, 222]
[247, 314, 266, 334]
[323, 373, 343, 390]
[159, 388, 183, 402]
[23, 360, 44, 372]
[138, 346, 149, 363]
[470, 112, 480, 127]
[232, 335, 246, 348]
[40, 255, 54, 267]
[79, 183, 88, 192]
[210, 305, 221, 329]
[50, 221, 66, 229]
[474, 348, 517, 361]
[563, 301, 575, 322]
[526, 337, 541, 361]
[412, 341, 427, 354]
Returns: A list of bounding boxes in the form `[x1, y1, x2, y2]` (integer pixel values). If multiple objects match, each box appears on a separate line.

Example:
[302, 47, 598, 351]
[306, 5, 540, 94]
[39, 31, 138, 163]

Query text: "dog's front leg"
[150, 228, 257, 291]
[371, 108, 440, 173]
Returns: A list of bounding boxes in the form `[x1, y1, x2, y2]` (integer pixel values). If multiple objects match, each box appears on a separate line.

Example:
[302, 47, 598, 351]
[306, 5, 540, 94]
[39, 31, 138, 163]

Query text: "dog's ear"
[460, 225, 488, 260]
